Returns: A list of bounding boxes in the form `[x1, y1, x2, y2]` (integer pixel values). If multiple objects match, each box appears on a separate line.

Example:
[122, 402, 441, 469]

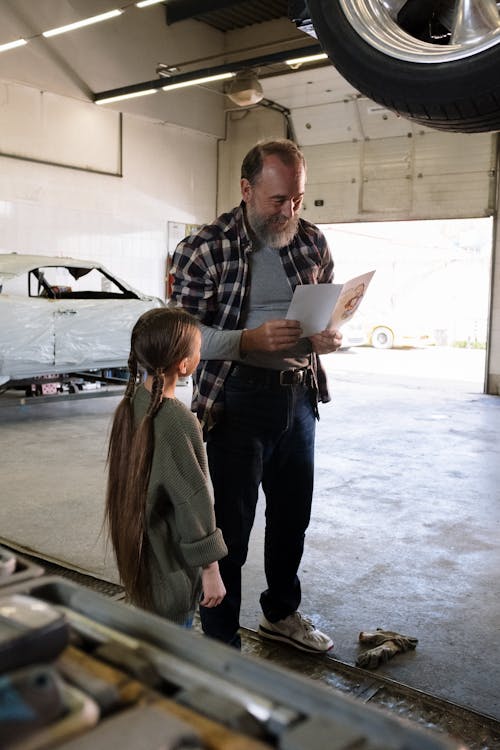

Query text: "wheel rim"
[339, 0, 500, 62]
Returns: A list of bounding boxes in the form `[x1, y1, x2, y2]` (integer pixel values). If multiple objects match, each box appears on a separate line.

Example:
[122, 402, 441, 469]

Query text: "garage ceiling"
[0, 0, 432, 142]
[165, 0, 290, 31]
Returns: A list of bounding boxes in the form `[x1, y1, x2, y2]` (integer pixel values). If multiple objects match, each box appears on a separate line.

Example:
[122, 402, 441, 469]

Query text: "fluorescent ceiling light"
[285, 52, 328, 66]
[162, 72, 234, 91]
[96, 89, 158, 105]
[42, 9, 123, 38]
[136, 0, 164, 7]
[0, 38, 28, 53]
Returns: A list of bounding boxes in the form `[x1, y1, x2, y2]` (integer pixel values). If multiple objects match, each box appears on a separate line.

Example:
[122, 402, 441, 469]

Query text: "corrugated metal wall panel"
[356, 100, 434, 140]
[301, 140, 361, 223]
[361, 177, 413, 215]
[302, 180, 360, 224]
[302, 132, 496, 223]
[359, 138, 413, 215]
[293, 102, 363, 145]
[362, 137, 413, 181]
[218, 107, 495, 224]
[412, 173, 493, 219]
[288, 99, 436, 147]
[303, 140, 361, 183]
[415, 132, 495, 177]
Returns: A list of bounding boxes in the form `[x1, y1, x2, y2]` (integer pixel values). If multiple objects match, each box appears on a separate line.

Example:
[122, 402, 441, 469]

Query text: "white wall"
[0, 82, 218, 300]
[0, 3, 226, 137]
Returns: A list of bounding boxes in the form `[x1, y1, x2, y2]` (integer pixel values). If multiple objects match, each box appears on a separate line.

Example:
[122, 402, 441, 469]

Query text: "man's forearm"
[200, 323, 242, 360]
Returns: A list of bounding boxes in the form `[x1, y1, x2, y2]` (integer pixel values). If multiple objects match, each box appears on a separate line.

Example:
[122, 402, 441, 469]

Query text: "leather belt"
[230, 363, 311, 388]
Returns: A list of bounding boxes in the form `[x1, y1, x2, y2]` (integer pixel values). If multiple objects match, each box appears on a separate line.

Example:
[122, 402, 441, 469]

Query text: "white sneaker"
[259, 612, 333, 654]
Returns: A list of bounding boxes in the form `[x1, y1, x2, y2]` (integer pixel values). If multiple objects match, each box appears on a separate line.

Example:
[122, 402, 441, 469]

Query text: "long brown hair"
[105, 307, 200, 609]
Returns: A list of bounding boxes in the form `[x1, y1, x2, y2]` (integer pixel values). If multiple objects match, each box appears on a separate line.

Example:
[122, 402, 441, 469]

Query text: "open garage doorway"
[321, 217, 493, 393]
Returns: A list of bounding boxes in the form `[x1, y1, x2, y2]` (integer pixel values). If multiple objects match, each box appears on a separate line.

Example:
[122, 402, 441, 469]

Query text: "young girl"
[105, 307, 227, 626]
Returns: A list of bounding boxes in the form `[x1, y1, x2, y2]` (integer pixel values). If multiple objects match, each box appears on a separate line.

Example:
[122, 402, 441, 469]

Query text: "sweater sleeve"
[152, 406, 227, 567]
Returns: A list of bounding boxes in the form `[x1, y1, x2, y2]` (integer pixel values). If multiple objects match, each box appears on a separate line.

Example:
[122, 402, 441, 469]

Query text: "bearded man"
[170, 139, 342, 652]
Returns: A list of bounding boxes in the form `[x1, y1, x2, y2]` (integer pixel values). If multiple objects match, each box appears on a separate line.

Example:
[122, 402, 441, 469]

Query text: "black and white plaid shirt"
[170, 202, 334, 432]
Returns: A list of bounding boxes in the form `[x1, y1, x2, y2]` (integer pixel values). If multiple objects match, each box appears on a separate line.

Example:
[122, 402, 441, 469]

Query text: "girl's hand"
[200, 562, 226, 607]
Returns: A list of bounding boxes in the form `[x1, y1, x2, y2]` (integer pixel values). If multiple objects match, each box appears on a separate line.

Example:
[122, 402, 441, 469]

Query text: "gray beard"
[246, 206, 299, 249]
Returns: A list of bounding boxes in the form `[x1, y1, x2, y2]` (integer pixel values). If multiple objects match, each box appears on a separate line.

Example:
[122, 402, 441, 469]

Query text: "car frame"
[0, 253, 164, 389]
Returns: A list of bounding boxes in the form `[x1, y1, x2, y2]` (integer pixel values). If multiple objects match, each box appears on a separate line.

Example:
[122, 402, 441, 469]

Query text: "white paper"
[286, 270, 375, 337]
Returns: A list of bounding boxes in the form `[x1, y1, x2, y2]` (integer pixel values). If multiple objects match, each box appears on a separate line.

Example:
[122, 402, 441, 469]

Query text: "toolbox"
[0, 576, 465, 750]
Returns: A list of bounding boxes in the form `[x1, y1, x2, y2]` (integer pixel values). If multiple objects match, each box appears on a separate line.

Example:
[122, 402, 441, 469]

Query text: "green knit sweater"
[132, 386, 227, 624]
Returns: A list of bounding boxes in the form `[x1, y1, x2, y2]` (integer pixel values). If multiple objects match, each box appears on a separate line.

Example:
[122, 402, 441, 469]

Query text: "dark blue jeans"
[201, 367, 316, 646]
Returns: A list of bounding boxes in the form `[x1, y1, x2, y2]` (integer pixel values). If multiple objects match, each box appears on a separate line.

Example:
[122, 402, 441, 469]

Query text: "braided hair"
[105, 307, 200, 609]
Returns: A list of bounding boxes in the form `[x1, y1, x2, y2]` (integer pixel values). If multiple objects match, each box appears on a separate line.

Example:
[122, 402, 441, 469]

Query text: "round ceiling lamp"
[226, 69, 263, 106]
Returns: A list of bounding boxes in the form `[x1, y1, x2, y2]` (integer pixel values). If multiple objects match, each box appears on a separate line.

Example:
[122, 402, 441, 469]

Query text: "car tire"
[307, 0, 500, 132]
[371, 326, 394, 349]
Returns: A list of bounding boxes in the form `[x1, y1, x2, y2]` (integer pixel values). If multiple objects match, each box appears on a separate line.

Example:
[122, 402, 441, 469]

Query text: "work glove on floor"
[356, 628, 418, 669]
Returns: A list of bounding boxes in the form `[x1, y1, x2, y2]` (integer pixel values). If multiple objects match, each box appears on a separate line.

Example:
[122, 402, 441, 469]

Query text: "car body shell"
[0, 253, 164, 387]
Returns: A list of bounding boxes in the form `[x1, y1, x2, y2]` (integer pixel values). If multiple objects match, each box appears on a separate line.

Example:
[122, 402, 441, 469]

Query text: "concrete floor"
[1, 347, 499, 735]
[239, 348, 500, 722]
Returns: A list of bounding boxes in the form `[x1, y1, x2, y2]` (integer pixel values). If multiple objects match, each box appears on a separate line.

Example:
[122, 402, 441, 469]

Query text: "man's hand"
[241, 319, 302, 353]
[309, 328, 343, 354]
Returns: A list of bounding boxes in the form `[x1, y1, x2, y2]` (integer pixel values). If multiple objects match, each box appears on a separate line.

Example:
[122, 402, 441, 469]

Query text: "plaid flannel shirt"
[170, 202, 334, 432]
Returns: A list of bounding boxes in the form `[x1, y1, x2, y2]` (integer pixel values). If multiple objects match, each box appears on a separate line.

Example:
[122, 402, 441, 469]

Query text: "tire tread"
[308, 0, 500, 133]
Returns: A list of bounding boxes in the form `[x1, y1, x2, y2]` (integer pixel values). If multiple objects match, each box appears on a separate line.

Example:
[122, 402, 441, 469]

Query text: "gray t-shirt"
[201, 244, 310, 370]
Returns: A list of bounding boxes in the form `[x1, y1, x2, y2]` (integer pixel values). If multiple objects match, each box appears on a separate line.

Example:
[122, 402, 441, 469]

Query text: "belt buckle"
[279, 369, 303, 386]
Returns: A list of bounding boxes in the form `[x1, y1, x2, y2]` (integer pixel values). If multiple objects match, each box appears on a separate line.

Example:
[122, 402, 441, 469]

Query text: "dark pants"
[201, 366, 316, 646]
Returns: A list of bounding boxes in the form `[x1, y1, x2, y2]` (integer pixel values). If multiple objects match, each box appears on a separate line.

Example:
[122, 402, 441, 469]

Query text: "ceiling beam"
[94, 43, 322, 103]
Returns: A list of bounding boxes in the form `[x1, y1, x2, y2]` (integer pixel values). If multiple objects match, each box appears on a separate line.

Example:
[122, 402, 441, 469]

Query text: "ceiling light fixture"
[156, 63, 180, 77]
[226, 69, 263, 107]
[162, 72, 234, 91]
[42, 9, 123, 38]
[95, 88, 158, 105]
[95, 44, 323, 105]
[285, 52, 328, 67]
[136, 0, 165, 7]
[0, 38, 28, 53]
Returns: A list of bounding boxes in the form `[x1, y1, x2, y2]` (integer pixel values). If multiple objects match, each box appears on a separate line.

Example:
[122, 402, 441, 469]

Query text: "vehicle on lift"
[290, 1, 500, 133]
[0, 253, 164, 393]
